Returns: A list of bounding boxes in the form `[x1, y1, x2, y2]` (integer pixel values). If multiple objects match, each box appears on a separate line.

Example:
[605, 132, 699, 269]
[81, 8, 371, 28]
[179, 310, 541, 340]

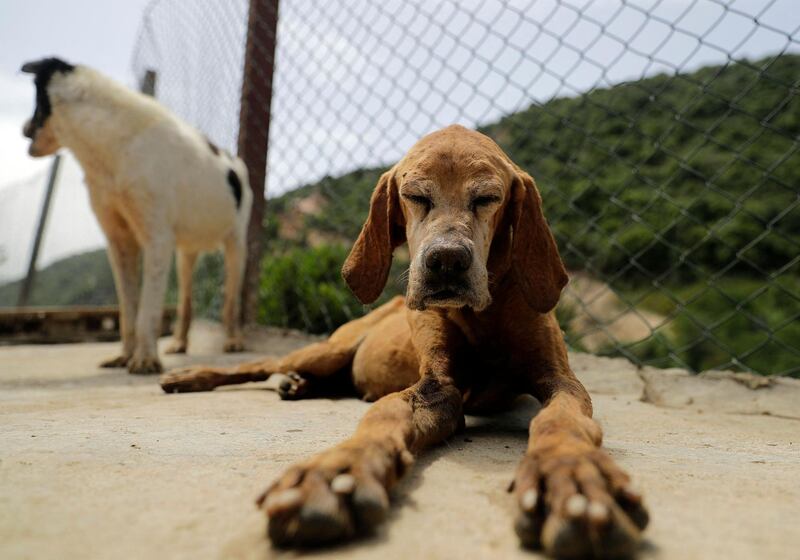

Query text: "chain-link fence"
[123, 0, 799, 377]
[0, 155, 112, 306]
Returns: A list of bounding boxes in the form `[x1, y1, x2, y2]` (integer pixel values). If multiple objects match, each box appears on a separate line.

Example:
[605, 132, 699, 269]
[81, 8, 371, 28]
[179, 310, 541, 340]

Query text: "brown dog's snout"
[423, 243, 472, 280]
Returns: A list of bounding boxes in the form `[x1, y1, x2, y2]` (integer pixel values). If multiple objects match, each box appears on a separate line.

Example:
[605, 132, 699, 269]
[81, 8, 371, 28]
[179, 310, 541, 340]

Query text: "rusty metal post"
[17, 154, 62, 307]
[237, 0, 279, 325]
[139, 69, 157, 96]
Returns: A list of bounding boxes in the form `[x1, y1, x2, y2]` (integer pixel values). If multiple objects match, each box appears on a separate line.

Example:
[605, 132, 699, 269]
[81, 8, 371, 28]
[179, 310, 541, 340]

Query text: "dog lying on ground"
[160, 125, 648, 558]
[21, 57, 252, 373]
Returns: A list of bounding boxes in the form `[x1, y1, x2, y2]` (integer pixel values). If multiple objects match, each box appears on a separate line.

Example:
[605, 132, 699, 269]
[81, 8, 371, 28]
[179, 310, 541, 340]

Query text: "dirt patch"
[562, 272, 665, 351]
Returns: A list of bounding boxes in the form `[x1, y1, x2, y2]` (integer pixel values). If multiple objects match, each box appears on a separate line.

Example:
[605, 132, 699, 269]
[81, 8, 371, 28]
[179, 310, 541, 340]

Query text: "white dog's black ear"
[22, 62, 41, 74]
[21, 57, 74, 76]
[21, 59, 49, 74]
[342, 168, 405, 304]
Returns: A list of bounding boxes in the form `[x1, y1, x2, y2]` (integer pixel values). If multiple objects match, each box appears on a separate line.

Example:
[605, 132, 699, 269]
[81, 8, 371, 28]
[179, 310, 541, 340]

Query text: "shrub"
[256, 244, 408, 334]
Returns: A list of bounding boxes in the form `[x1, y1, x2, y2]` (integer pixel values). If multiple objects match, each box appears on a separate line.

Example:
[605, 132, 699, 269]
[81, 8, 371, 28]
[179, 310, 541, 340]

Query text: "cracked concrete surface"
[1, 320, 799, 560]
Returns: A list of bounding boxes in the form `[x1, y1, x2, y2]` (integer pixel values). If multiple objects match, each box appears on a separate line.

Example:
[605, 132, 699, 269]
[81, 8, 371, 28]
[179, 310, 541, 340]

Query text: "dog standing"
[160, 126, 649, 558]
[22, 58, 252, 373]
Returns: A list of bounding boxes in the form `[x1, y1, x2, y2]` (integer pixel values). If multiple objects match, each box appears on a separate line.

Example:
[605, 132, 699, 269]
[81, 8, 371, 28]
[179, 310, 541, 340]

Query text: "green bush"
[617, 276, 800, 377]
[256, 244, 408, 334]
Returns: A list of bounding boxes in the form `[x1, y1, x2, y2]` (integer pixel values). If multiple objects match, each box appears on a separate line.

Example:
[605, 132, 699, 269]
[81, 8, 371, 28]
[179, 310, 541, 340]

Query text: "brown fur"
[160, 125, 648, 557]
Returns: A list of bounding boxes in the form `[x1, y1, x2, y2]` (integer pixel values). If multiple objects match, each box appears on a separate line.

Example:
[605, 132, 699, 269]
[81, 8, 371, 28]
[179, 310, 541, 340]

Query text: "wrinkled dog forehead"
[21, 57, 75, 135]
[396, 126, 516, 191]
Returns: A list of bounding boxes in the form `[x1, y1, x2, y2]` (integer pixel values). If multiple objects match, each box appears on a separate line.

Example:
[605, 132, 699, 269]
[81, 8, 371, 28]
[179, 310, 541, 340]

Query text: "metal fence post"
[17, 154, 62, 307]
[237, 0, 279, 325]
[139, 69, 157, 96]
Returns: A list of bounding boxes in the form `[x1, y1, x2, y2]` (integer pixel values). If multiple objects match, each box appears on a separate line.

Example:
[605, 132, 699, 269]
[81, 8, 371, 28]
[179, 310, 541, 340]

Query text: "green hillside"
[0, 249, 115, 307]
[0, 249, 220, 314]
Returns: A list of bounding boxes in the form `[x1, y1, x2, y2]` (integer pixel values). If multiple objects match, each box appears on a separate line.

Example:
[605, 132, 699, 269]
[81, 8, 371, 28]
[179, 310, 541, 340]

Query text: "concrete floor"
[1, 321, 798, 560]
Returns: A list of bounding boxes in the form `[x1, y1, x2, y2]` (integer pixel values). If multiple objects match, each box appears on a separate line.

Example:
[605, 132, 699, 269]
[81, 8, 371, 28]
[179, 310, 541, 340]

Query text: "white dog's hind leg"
[222, 231, 246, 352]
[129, 234, 173, 374]
[165, 249, 197, 354]
[97, 214, 141, 369]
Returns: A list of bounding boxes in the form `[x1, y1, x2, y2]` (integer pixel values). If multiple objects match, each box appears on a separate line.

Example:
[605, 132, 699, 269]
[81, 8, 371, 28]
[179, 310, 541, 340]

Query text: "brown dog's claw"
[513, 448, 647, 559]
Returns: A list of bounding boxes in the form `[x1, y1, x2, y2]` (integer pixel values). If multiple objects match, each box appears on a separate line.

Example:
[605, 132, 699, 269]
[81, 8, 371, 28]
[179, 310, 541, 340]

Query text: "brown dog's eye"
[403, 194, 432, 212]
[471, 195, 500, 212]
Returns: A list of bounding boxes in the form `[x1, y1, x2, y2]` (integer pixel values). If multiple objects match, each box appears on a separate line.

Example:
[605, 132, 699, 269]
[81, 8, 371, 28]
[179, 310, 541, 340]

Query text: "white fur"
[27, 65, 252, 373]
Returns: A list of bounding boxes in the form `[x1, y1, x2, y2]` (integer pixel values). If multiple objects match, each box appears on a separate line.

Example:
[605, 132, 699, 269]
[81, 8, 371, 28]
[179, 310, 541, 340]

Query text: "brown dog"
[160, 125, 648, 557]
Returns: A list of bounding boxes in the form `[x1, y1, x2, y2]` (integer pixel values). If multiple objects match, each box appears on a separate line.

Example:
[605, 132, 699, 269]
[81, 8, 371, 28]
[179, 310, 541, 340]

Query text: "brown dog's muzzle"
[421, 240, 473, 300]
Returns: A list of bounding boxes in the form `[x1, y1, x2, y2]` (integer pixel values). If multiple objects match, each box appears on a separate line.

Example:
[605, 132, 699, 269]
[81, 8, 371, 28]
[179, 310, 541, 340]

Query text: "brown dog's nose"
[424, 243, 472, 277]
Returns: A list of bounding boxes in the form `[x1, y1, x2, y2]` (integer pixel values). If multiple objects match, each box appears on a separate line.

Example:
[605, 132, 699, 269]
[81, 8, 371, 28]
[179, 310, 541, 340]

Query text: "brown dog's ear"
[342, 169, 405, 304]
[509, 170, 568, 313]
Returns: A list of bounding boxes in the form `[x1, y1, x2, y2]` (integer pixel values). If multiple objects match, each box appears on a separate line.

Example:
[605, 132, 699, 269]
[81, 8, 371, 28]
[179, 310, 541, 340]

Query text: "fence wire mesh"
[129, 0, 800, 377]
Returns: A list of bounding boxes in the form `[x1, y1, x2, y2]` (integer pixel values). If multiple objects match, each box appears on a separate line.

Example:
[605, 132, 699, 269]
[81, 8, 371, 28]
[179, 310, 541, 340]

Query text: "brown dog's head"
[342, 125, 567, 314]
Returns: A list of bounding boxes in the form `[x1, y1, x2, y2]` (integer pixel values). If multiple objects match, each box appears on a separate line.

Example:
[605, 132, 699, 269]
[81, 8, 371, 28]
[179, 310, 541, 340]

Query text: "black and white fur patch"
[227, 169, 243, 209]
[21, 57, 75, 137]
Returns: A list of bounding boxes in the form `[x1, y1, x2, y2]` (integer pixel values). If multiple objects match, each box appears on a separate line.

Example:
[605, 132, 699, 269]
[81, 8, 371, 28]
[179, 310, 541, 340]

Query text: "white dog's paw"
[223, 338, 245, 353]
[128, 355, 163, 375]
[165, 340, 188, 354]
[99, 355, 130, 368]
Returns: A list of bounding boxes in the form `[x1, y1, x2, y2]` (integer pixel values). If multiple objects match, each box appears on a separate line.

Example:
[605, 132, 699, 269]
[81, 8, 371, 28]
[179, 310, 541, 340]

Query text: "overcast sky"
[1, 0, 798, 283]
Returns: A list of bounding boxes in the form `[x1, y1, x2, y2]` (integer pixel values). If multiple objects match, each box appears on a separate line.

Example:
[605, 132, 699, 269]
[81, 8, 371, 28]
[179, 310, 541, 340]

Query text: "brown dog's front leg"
[512, 373, 649, 559]
[259, 374, 463, 547]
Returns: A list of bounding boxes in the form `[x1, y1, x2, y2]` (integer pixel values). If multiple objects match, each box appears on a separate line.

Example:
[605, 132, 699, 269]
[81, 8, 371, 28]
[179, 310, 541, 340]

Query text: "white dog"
[22, 58, 252, 374]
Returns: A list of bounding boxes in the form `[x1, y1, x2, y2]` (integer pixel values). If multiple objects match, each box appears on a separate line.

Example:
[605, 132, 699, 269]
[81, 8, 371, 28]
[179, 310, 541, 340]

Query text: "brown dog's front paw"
[513, 448, 648, 559]
[160, 367, 223, 393]
[258, 441, 411, 547]
[128, 356, 163, 375]
[99, 355, 130, 368]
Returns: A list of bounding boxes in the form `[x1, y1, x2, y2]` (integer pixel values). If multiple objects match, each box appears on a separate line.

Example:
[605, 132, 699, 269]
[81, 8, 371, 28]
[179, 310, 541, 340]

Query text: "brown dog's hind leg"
[159, 357, 279, 393]
[159, 296, 406, 394]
